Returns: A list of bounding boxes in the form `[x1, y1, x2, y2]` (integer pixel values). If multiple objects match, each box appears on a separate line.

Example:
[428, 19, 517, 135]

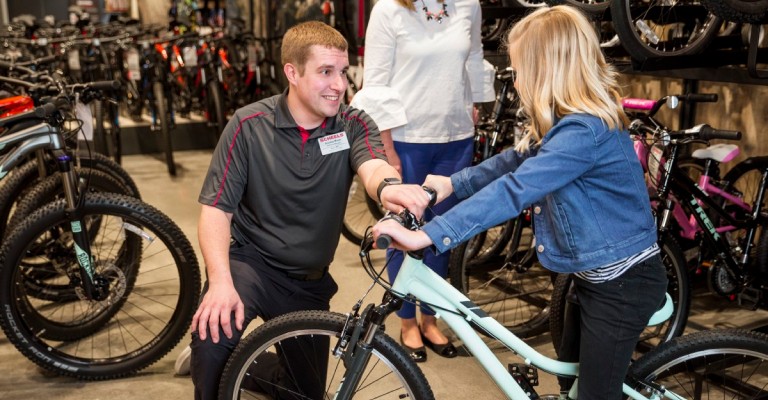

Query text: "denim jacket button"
[534, 206, 541, 215]
[537, 244, 544, 253]
[442, 237, 451, 246]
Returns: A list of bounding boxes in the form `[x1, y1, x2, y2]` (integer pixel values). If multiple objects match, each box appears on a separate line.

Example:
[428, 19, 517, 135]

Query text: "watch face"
[384, 178, 401, 185]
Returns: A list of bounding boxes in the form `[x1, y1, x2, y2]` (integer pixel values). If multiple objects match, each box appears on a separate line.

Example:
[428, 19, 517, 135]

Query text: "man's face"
[289, 45, 349, 126]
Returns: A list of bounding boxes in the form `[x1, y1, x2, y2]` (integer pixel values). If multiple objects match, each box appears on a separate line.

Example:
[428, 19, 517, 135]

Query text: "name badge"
[318, 131, 350, 155]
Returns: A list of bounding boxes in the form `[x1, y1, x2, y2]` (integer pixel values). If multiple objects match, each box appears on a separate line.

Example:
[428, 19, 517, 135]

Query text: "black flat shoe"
[400, 334, 427, 363]
[421, 333, 458, 358]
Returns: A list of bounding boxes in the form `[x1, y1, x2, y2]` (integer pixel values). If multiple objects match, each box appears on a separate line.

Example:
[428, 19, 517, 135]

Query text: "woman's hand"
[372, 218, 433, 251]
[423, 174, 453, 204]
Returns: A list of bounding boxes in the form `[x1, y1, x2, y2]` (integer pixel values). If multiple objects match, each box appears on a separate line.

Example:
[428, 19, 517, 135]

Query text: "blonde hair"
[507, 6, 628, 152]
[281, 21, 348, 74]
[393, 0, 444, 12]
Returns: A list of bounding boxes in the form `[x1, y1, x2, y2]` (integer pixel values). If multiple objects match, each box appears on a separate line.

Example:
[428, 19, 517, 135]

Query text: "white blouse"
[350, 0, 495, 144]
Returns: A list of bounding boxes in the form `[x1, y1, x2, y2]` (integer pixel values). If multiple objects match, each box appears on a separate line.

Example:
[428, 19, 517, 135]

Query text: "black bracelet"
[376, 178, 402, 202]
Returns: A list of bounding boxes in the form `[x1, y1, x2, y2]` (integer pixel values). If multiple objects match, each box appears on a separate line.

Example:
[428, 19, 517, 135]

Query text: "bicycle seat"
[692, 143, 739, 163]
[648, 293, 673, 327]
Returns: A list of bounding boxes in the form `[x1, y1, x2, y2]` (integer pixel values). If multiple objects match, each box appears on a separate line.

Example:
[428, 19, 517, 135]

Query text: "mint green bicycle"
[218, 205, 768, 399]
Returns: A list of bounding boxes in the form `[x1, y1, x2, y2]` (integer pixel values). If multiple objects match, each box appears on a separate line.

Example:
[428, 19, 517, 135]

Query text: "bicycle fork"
[332, 293, 403, 400]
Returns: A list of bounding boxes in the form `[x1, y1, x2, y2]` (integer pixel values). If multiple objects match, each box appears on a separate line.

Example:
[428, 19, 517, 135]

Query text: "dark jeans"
[190, 248, 338, 400]
[557, 254, 667, 399]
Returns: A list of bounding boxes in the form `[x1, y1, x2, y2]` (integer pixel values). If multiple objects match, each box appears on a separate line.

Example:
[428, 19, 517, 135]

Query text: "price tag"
[247, 44, 257, 72]
[75, 101, 94, 141]
[68, 49, 81, 71]
[126, 48, 141, 80]
[183, 46, 198, 67]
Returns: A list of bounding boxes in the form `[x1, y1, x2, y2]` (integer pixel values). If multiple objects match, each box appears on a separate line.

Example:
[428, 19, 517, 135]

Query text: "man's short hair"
[281, 21, 348, 74]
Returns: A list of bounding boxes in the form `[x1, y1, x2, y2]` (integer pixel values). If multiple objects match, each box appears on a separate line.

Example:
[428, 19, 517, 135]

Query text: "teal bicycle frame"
[389, 254, 675, 400]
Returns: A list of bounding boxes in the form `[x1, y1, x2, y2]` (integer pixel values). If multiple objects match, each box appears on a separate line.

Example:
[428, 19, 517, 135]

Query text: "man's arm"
[191, 205, 244, 343]
[357, 158, 431, 219]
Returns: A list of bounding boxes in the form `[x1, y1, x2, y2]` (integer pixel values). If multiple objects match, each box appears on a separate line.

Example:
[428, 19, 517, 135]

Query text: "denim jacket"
[423, 113, 657, 273]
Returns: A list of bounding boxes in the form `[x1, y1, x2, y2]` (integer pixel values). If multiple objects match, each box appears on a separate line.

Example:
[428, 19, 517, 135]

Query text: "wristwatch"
[376, 177, 401, 202]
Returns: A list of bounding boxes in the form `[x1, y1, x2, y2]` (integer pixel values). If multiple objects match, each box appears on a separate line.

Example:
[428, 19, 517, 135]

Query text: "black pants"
[558, 254, 667, 399]
[190, 249, 338, 400]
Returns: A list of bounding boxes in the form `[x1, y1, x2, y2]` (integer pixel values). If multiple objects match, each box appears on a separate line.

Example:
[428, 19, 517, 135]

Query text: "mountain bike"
[0, 82, 201, 379]
[217, 202, 768, 399]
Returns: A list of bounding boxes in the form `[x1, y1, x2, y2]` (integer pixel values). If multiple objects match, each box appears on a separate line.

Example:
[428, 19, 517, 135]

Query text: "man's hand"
[191, 282, 244, 343]
[423, 174, 453, 204]
[379, 184, 432, 220]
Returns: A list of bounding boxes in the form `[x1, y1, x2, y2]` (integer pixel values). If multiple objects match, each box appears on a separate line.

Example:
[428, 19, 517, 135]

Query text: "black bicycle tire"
[107, 100, 122, 165]
[206, 80, 227, 142]
[701, 0, 768, 24]
[93, 99, 108, 157]
[629, 328, 768, 397]
[544, 0, 611, 14]
[341, 176, 384, 245]
[218, 310, 434, 400]
[611, 0, 723, 61]
[0, 192, 201, 379]
[549, 235, 690, 356]
[153, 81, 176, 176]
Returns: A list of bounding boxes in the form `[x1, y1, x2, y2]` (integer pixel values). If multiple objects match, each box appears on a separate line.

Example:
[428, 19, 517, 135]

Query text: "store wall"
[620, 75, 768, 168]
[137, 0, 171, 25]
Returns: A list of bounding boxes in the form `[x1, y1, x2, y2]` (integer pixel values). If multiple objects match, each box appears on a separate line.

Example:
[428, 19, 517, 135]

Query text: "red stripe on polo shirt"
[345, 114, 376, 159]
[213, 111, 266, 206]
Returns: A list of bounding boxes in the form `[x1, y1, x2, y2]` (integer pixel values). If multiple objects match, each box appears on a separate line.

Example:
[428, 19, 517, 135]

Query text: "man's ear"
[284, 63, 298, 86]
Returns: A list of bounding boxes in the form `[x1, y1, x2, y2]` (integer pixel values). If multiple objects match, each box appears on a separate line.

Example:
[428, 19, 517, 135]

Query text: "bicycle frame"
[387, 253, 674, 399]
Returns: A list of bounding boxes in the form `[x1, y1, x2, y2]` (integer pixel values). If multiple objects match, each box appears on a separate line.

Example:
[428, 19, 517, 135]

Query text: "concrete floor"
[2, 150, 768, 400]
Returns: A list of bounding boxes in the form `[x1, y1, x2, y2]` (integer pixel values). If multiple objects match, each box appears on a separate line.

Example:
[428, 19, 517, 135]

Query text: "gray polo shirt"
[199, 92, 386, 274]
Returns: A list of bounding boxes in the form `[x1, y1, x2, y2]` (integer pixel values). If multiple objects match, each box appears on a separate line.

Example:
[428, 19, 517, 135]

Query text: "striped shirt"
[574, 243, 660, 283]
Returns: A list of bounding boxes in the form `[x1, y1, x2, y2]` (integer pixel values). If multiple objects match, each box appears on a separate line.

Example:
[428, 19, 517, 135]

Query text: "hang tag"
[183, 46, 198, 67]
[75, 101, 94, 141]
[126, 48, 141, 80]
[318, 131, 350, 155]
[68, 49, 81, 71]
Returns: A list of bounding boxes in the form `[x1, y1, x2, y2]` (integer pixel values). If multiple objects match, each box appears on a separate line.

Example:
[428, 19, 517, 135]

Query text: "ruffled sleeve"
[467, 1, 495, 103]
[349, 86, 407, 131]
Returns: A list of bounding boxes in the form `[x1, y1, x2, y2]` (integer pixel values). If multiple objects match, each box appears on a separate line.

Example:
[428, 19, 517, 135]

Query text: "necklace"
[417, 0, 449, 23]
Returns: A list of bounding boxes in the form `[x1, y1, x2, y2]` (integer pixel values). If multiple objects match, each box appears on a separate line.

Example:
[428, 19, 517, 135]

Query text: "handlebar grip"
[622, 98, 655, 111]
[87, 80, 122, 91]
[376, 234, 393, 250]
[699, 125, 741, 141]
[35, 102, 59, 118]
[680, 93, 718, 103]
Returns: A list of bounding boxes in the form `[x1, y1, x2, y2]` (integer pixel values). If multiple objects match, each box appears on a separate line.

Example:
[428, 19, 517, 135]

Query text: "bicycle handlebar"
[374, 187, 437, 250]
[674, 124, 742, 141]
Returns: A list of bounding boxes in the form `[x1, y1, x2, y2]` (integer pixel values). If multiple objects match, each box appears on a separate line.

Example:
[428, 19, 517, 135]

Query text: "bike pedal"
[508, 363, 539, 398]
[737, 287, 761, 310]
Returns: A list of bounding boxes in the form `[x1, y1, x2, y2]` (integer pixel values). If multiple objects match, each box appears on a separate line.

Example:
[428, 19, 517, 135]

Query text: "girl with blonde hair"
[373, 6, 667, 398]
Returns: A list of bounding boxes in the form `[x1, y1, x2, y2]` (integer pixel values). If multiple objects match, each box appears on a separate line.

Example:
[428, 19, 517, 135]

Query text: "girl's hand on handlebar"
[372, 219, 433, 250]
[423, 174, 453, 204]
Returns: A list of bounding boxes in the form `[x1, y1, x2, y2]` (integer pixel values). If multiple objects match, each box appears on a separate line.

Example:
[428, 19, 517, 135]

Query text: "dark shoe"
[400, 334, 427, 363]
[421, 333, 458, 358]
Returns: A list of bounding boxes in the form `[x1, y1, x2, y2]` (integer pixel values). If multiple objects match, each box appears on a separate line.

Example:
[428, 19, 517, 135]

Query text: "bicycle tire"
[544, 0, 611, 14]
[611, 0, 723, 61]
[549, 235, 690, 356]
[152, 81, 176, 176]
[448, 221, 552, 339]
[0, 192, 201, 379]
[701, 0, 768, 24]
[218, 310, 434, 400]
[0, 154, 140, 240]
[106, 100, 122, 165]
[206, 80, 227, 142]
[342, 175, 384, 245]
[464, 219, 517, 265]
[93, 99, 108, 157]
[629, 328, 768, 398]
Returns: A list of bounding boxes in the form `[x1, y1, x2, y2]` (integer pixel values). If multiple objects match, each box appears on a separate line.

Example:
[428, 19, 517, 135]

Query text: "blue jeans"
[557, 254, 667, 399]
[386, 138, 473, 318]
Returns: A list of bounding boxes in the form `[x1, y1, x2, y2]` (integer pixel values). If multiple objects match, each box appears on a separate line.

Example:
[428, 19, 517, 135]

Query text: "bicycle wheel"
[611, 0, 723, 60]
[544, 0, 611, 14]
[0, 192, 201, 379]
[549, 235, 689, 355]
[449, 219, 552, 339]
[152, 81, 176, 176]
[218, 310, 434, 400]
[463, 218, 517, 265]
[342, 175, 384, 245]
[629, 329, 768, 398]
[701, 0, 768, 24]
